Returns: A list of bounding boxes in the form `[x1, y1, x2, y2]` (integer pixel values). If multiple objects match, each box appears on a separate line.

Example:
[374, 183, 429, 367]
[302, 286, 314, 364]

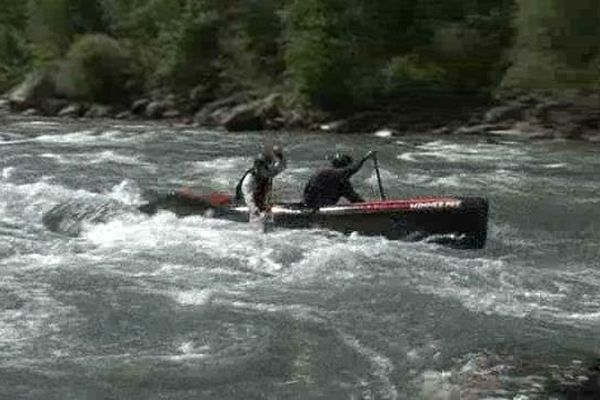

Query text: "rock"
[115, 111, 133, 120]
[85, 104, 113, 119]
[165, 93, 177, 103]
[194, 93, 247, 125]
[431, 126, 451, 135]
[555, 359, 600, 399]
[8, 69, 56, 111]
[145, 101, 167, 119]
[0, 98, 8, 110]
[219, 94, 284, 132]
[454, 123, 507, 135]
[22, 108, 39, 116]
[487, 127, 553, 140]
[58, 103, 84, 118]
[530, 99, 572, 119]
[221, 103, 265, 131]
[280, 110, 310, 129]
[163, 109, 181, 119]
[189, 84, 214, 109]
[39, 98, 69, 116]
[581, 132, 600, 142]
[131, 99, 150, 115]
[483, 103, 525, 123]
[257, 93, 283, 119]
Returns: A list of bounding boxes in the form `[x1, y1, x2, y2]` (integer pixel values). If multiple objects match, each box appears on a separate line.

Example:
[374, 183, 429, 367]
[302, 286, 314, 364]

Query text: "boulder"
[431, 126, 451, 135]
[85, 104, 113, 118]
[483, 103, 525, 123]
[131, 98, 150, 115]
[22, 108, 39, 116]
[8, 70, 56, 111]
[115, 111, 133, 120]
[221, 103, 265, 131]
[220, 94, 283, 132]
[145, 101, 167, 119]
[39, 98, 69, 116]
[454, 123, 508, 135]
[58, 103, 84, 118]
[189, 84, 214, 109]
[163, 109, 181, 119]
[194, 93, 247, 125]
[279, 110, 310, 129]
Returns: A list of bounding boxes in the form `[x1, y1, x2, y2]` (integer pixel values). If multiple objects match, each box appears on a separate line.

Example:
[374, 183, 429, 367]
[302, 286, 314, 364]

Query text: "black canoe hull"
[139, 192, 489, 249]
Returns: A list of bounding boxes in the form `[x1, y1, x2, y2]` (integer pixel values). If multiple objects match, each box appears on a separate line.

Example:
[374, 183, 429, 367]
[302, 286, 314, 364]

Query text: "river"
[1, 116, 599, 399]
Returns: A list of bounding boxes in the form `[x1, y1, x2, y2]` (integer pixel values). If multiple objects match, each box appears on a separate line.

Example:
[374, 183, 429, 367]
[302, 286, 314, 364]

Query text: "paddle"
[372, 151, 386, 201]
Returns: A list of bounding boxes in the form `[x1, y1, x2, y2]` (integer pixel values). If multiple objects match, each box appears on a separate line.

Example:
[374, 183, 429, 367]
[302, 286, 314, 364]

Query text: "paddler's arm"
[343, 151, 376, 178]
[342, 182, 364, 203]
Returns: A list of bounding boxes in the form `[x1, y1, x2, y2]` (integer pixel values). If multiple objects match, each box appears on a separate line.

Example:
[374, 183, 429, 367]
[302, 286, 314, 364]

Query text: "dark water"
[1, 116, 599, 399]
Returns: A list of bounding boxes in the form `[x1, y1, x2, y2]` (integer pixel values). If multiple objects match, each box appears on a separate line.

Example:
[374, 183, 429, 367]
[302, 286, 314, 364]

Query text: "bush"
[430, 11, 512, 92]
[0, 24, 31, 91]
[502, 0, 600, 91]
[382, 55, 447, 97]
[56, 34, 134, 103]
[27, 0, 108, 63]
[155, 2, 220, 88]
[284, 0, 356, 110]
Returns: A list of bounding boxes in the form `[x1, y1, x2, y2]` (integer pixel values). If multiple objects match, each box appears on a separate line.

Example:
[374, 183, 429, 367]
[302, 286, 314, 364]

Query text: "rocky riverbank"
[453, 91, 600, 142]
[2, 72, 599, 141]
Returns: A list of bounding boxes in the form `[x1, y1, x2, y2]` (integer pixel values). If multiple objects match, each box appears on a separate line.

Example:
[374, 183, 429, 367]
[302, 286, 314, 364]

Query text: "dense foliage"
[0, 0, 597, 108]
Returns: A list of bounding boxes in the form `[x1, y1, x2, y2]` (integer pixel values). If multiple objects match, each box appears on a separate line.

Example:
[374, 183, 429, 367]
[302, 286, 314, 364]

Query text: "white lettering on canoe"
[409, 200, 462, 210]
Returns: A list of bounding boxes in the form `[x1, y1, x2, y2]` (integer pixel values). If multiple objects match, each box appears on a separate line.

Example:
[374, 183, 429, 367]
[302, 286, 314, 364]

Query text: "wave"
[41, 197, 136, 236]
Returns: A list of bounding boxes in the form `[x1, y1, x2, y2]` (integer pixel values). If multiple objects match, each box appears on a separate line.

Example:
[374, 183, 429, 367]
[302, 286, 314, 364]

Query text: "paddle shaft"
[372, 153, 386, 200]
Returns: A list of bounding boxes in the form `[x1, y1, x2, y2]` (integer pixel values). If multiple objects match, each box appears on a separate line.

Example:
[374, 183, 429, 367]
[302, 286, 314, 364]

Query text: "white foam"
[34, 130, 98, 144]
[543, 163, 567, 169]
[188, 157, 247, 173]
[12, 120, 60, 127]
[175, 290, 214, 306]
[399, 140, 530, 166]
[1, 166, 15, 180]
[339, 332, 399, 400]
[397, 152, 419, 162]
[374, 129, 394, 138]
[39, 153, 65, 161]
[106, 180, 142, 205]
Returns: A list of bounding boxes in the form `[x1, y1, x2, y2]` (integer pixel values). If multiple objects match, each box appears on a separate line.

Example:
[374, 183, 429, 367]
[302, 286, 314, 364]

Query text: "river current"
[1, 116, 599, 399]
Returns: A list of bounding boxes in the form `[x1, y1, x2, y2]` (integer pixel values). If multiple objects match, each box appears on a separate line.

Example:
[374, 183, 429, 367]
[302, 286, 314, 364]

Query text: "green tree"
[56, 33, 133, 103]
[27, 0, 108, 62]
[503, 0, 600, 90]
[155, 0, 221, 88]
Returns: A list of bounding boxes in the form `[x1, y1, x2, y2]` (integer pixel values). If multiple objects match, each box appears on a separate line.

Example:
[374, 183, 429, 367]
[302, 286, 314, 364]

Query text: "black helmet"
[330, 153, 353, 168]
[253, 154, 271, 177]
[272, 144, 283, 160]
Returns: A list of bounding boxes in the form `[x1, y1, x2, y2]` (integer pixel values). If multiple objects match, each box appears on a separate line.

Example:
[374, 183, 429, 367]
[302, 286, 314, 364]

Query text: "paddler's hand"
[365, 150, 377, 160]
[260, 210, 274, 223]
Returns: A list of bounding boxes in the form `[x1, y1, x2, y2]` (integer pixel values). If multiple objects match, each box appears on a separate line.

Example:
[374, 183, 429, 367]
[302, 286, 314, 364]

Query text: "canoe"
[138, 191, 489, 249]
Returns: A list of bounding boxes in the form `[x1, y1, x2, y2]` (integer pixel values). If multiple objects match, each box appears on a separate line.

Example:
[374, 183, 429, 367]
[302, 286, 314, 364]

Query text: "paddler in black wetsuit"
[234, 145, 286, 222]
[303, 151, 375, 210]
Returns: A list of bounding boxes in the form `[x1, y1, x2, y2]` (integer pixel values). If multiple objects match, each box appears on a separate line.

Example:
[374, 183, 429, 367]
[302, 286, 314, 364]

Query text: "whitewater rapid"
[1, 116, 599, 399]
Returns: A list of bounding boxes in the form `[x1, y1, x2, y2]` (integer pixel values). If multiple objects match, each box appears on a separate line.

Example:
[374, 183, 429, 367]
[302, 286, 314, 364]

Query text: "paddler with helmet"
[303, 150, 376, 210]
[234, 144, 286, 222]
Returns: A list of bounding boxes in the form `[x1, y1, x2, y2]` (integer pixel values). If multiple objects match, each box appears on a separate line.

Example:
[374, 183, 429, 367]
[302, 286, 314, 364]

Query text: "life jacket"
[234, 168, 272, 211]
[235, 167, 254, 203]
